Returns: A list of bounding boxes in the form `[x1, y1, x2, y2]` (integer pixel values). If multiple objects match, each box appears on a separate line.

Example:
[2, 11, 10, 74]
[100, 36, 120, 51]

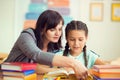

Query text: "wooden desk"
[0, 74, 69, 80]
[0, 52, 8, 64]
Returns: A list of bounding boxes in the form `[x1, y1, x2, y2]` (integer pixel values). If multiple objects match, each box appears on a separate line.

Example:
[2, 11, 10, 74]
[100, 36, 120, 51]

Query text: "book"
[93, 65, 120, 69]
[91, 69, 120, 78]
[44, 70, 93, 80]
[44, 70, 76, 79]
[93, 75, 120, 80]
[2, 70, 35, 77]
[92, 65, 120, 73]
[1, 62, 36, 71]
[3, 73, 37, 80]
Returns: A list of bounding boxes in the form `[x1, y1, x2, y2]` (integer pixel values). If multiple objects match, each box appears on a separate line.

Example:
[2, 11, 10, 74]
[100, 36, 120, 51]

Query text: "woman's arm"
[52, 55, 88, 79]
[36, 64, 61, 74]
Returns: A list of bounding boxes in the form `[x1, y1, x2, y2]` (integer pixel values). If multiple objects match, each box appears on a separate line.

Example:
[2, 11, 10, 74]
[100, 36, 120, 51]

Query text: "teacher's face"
[44, 21, 63, 43]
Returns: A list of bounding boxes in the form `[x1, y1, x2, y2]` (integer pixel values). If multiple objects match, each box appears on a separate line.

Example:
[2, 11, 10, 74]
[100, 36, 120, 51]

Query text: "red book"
[1, 62, 36, 71]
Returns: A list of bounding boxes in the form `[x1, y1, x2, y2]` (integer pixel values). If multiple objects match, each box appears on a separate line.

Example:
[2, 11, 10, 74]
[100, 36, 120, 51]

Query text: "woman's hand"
[72, 59, 88, 80]
[52, 55, 89, 80]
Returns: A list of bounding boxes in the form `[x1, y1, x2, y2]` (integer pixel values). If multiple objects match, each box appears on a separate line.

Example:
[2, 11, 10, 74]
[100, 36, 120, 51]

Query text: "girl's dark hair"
[63, 20, 88, 67]
[34, 10, 64, 52]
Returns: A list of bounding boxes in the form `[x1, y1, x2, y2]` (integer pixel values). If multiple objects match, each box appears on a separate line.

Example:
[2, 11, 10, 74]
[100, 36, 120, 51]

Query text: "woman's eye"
[50, 28, 55, 31]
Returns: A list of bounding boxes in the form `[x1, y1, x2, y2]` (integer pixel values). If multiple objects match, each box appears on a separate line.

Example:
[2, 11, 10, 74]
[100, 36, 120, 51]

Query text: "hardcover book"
[92, 65, 120, 73]
[1, 62, 36, 71]
[3, 73, 37, 80]
[91, 69, 120, 78]
[93, 75, 120, 80]
[2, 70, 35, 77]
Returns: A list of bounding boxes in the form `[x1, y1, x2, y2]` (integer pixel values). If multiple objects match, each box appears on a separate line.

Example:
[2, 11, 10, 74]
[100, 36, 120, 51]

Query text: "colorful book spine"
[3, 73, 37, 80]
[93, 75, 120, 80]
[3, 70, 35, 76]
[1, 62, 36, 71]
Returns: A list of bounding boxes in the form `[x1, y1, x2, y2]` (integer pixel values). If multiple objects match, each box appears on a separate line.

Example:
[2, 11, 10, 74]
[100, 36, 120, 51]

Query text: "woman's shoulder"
[21, 28, 36, 40]
[22, 28, 34, 34]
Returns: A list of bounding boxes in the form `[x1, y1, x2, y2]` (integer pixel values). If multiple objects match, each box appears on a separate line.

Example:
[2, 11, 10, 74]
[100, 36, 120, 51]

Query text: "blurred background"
[0, 0, 120, 61]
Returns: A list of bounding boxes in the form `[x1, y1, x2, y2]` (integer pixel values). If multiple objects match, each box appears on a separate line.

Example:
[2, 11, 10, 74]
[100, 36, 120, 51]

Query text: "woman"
[4, 10, 88, 79]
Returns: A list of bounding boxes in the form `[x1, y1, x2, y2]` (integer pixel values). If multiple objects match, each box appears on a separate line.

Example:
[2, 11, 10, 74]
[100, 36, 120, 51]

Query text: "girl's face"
[67, 30, 88, 55]
[44, 21, 63, 43]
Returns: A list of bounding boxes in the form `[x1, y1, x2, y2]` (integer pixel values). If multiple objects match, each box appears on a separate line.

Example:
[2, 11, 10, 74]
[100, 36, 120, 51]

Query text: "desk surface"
[0, 74, 69, 80]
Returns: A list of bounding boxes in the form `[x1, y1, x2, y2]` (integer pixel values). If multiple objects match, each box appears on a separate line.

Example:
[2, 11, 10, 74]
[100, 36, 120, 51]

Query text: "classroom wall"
[0, 0, 120, 61]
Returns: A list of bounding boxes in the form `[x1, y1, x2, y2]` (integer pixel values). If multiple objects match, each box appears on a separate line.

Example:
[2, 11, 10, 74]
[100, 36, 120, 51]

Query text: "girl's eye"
[79, 39, 83, 41]
[70, 39, 75, 41]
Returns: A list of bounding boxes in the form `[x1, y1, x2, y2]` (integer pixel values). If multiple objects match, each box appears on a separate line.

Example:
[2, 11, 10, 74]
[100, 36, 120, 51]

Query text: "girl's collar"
[68, 51, 84, 59]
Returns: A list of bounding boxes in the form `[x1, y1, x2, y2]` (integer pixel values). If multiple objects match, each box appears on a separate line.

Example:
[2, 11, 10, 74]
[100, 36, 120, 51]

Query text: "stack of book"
[91, 65, 120, 80]
[1, 62, 37, 80]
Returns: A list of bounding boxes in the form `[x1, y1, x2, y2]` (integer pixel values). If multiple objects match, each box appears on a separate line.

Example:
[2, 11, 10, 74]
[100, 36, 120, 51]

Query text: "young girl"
[57, 20, 105, 69]
[4, 10, 88, 79]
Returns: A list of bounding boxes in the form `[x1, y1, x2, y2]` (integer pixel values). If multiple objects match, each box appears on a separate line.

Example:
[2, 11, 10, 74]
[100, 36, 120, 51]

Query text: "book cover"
[1, 62, 36, 71]
[92, 69, 120, 78]
[92, 68, 120, 73]
[93, 65, 120, 69]
[3, 73, 37, 80]
[93, 75, 120, 80]
[92, 65, 120, 73]
[3, 70, 35, 77]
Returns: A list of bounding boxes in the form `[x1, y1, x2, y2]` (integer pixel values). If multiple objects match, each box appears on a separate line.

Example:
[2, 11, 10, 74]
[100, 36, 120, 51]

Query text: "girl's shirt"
[55, 50, 99, 69]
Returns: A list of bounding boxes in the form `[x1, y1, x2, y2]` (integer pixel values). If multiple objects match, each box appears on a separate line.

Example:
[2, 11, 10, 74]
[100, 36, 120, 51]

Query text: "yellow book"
[3, 73, 37, 80]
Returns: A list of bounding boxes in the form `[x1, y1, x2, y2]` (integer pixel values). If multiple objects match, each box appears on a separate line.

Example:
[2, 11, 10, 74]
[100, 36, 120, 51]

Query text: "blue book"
[2, 70, 35, 76]
[93, 75, 120, 80]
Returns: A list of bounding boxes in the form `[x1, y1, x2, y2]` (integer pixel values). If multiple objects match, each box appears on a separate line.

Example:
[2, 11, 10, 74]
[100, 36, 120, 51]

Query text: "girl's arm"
[94, 58, 107, 65]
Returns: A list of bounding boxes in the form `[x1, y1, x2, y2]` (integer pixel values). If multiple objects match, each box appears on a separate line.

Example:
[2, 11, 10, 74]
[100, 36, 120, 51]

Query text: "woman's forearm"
[36, 64, 60, 74]
[52, 55, 89, 79]
[52, 55, 75, 68]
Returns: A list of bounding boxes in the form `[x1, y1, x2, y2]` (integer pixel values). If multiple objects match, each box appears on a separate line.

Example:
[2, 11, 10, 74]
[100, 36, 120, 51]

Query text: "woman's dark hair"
[34, 10, 64, 52]
[63, 20, 88, 67]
